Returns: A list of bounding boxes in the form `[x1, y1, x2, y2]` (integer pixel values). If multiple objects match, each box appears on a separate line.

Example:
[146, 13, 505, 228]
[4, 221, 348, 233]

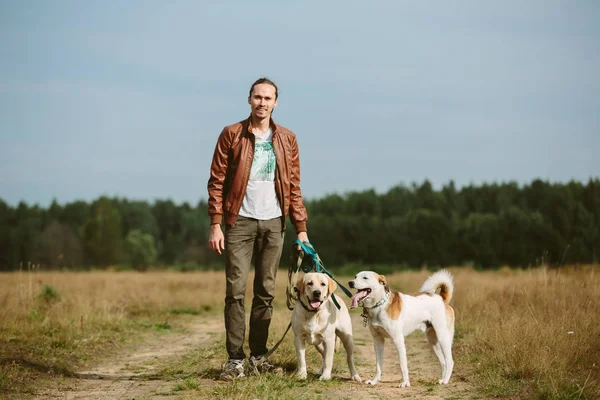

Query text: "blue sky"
[1, 1, 598, 207]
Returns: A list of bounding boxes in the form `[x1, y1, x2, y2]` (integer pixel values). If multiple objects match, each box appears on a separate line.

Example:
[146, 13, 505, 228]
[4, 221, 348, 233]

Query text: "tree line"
[1, 178, 598, 271]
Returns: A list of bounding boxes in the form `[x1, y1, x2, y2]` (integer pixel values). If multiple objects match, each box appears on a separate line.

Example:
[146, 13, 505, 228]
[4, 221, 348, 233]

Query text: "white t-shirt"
[238, 128, 283, 220]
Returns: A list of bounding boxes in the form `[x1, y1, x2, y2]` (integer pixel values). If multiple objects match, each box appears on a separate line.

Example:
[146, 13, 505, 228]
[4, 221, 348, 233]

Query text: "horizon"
[2, 176, 598, 208]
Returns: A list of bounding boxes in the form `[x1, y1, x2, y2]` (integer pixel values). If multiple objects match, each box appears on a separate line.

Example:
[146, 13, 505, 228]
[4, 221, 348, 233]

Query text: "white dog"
[348, 269, 455, 387]
[291, 272, 362, 382]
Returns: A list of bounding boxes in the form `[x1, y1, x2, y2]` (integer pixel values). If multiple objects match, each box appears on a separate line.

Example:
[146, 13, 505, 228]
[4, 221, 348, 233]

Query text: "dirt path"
[22, 312, 477, 400]
[25, 317, 222, 400]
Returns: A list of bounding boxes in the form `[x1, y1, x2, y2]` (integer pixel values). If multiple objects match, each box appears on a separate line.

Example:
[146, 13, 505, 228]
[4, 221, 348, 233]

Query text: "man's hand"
[209, 224, 225, 255]
[296, 231, 309, 250]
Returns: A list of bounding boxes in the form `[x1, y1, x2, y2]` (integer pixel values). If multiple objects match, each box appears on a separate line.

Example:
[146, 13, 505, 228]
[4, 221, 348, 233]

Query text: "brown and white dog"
[348, 269, 455, 387]
[291, 272, 362, 382]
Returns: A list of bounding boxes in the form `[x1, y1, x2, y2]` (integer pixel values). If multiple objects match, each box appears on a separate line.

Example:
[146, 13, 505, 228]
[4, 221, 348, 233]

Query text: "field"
[1, 265, 599, 399]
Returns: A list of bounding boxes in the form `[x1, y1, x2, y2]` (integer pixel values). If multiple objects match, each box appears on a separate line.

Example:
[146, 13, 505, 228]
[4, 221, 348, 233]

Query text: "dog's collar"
[362, 290, 390, 310]
[360, 290, 391, 327]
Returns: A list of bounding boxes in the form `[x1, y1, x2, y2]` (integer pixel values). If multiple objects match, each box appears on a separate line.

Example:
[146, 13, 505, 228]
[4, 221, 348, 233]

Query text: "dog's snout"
[313, 290, 321, 297]
[349, 281, 355, 289]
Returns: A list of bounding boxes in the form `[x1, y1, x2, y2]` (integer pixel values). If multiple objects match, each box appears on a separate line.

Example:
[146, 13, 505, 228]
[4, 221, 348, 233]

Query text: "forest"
[1, 178, 598, 271]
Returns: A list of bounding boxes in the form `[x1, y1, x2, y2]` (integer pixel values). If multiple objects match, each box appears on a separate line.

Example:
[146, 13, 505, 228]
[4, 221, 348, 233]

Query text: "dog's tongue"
[350, 290, 368, 309]
[309, 300, 321, 309]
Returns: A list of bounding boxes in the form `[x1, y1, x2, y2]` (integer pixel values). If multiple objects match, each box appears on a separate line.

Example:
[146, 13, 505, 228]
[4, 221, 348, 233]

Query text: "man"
[207, 77, 309, 380]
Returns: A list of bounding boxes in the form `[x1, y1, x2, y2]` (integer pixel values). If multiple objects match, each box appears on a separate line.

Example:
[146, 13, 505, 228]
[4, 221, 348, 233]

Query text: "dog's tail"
[419, 269, 454, 304]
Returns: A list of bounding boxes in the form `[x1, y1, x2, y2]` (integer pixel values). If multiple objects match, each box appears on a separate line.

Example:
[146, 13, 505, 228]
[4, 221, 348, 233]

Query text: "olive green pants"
[224, 216, 284, 360]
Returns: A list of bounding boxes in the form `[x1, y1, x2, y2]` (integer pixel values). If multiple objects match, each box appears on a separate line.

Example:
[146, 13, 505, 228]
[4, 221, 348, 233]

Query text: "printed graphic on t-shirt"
[238, 129, 282, 220]
[250, 141, 276, 182]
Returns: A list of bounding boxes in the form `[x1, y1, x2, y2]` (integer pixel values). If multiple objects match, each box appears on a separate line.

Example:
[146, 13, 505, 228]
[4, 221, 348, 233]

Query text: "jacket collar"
[246, 115, 278, 136]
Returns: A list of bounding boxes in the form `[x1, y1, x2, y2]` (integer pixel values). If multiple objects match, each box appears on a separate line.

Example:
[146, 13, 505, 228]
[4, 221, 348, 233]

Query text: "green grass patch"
[38, 284, 61, 302]
[169, 307, 202, 315]
[153, 322, 172, 331]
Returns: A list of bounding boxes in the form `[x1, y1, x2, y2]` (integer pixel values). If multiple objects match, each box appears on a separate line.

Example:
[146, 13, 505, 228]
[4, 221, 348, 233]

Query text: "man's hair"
[249, 77, 278, 99]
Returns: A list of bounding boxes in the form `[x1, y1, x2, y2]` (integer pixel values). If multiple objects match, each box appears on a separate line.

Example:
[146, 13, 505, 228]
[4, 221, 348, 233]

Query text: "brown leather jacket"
[207, 117, 308, 233]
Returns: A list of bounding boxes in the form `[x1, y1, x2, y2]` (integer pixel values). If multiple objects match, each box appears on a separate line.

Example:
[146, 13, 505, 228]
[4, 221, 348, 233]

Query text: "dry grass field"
[0, 265, 599, 399]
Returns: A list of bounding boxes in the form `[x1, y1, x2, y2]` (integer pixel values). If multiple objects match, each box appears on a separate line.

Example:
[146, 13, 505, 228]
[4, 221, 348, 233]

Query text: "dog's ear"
[328, 276, 337, 295]
[378, 274, 389, 292]
[296, 275, 305, 295]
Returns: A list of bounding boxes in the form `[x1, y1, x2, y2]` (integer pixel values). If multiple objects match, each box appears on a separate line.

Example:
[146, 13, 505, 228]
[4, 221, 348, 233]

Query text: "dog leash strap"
[294, 240, 319, 273]
[331, 293, 341, 309]
[257, 321, 292, 365]
[294, 240, 353, 298]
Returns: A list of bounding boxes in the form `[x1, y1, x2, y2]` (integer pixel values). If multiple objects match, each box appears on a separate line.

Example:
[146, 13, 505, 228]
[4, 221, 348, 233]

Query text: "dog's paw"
[365, 379, 378, 385]
[399, 381, 411, 388]
[296, 371, 307, 380]
[438, 378, 449, 384]
[318, 373, 332, 381]
[351, 373, 362, 383]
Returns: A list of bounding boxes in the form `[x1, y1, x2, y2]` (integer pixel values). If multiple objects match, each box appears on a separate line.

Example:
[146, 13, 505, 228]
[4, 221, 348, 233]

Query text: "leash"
[258, 240, 351, 367]
[255, 241, 313, 368]
[252, 321, 293, 369]
[286, 240, 353, 311]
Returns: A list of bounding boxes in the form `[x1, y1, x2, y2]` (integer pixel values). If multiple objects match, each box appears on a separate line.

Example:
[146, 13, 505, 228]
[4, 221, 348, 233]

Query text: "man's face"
[248, 83, 278, 120]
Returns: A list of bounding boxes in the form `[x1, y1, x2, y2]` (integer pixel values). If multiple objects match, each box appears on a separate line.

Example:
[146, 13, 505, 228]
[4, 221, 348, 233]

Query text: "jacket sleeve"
[289, 134, 308, 233]
[207, 127, 231, 225]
